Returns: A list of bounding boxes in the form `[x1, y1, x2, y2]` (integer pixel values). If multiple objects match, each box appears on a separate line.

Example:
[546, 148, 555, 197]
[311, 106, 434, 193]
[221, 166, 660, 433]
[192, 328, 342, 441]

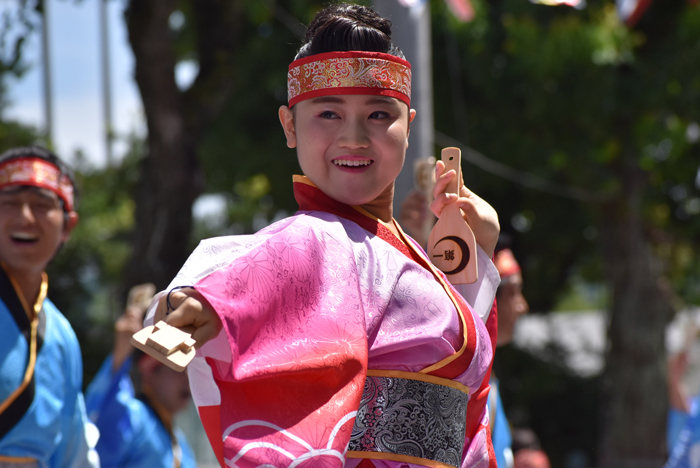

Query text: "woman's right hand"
[154, 288, 223, 349]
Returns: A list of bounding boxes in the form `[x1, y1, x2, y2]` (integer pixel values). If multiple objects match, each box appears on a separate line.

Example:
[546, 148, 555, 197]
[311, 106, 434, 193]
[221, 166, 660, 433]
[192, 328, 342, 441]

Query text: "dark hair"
[295, 3, 405, 60]
[0, 145, 79, 211]
[511, 427, 542, 453]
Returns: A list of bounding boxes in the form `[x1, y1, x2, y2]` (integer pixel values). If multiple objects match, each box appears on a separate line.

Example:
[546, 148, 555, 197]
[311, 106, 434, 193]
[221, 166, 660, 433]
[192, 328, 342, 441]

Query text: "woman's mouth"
[332, 159, 373, 167]
[332, 159, 374, 172]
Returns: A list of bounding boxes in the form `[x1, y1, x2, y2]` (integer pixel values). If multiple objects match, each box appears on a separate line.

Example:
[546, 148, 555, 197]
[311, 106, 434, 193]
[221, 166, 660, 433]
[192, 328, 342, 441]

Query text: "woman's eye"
[369, 111, 390, 119]
[319, 111, 339, 119]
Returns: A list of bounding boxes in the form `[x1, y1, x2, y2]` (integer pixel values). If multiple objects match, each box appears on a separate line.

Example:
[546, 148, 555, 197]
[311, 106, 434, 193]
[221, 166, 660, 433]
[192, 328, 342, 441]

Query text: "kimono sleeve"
[49, 316, 99, 468]
[183, 220, 370, 468]
[85, 355, 139, 467]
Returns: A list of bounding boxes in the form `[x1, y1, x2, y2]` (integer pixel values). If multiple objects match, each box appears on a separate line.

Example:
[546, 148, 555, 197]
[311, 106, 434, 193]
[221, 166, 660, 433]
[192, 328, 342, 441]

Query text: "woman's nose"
[340, 119, 370, 148]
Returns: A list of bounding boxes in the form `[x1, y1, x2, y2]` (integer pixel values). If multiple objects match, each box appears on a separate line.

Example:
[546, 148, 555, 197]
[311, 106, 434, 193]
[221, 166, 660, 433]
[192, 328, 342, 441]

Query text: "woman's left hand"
[430, 160, 500, 258]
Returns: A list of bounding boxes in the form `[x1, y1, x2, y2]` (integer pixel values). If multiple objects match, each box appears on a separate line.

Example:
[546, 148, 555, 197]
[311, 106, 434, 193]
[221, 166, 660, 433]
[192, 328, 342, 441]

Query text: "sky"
[2, 0, 203, 169]
[1, 0, 222, 215]
[4, 0, 142, 167]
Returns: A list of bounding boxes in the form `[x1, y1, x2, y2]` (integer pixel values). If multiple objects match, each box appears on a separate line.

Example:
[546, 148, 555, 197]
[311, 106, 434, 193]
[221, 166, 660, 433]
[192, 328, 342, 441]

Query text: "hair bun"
[297, 3, 403, 60]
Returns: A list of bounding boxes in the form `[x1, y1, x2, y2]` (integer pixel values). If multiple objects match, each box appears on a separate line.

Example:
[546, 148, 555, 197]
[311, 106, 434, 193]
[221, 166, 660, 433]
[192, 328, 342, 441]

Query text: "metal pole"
[372, 0, 434, 216]
[40, 0, 53, 143]
[100, 0, 113, 165]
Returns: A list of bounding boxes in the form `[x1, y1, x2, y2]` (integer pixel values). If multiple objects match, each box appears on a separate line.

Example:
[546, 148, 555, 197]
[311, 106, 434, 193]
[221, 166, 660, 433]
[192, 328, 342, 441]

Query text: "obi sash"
[347, 370, 470, 468]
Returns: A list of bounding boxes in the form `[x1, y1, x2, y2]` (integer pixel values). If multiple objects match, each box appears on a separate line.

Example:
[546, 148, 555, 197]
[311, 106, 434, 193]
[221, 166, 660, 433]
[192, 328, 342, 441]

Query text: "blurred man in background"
[0, 146, 99, 467]
[513, 448, 551, 468]
[490, 245, 530, 468]
[511, 428, 551, 468]
[86, 285, 196, 468]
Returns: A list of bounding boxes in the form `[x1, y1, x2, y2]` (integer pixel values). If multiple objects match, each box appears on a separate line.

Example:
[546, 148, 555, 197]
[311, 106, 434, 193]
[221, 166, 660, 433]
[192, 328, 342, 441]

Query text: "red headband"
[287, 51, 411, 107]
[495, 248, 521, 279]
[0, 157, 74, 211]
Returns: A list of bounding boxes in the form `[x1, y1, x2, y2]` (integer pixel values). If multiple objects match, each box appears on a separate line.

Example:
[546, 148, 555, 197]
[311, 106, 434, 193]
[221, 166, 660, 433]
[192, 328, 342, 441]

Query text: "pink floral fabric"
[159, 210, 495, 468]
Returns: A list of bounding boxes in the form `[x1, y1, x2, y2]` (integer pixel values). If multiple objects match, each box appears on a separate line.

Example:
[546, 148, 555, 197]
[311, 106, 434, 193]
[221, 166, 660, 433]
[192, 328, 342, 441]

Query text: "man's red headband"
[0, 157, 75, 211]
[495, 248, 521, 279]
[287, 51, 411, 107]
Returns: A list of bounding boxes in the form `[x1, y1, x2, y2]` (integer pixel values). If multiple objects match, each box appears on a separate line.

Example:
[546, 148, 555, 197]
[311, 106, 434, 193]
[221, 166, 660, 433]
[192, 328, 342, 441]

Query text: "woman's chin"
[328, 191, 378, 208]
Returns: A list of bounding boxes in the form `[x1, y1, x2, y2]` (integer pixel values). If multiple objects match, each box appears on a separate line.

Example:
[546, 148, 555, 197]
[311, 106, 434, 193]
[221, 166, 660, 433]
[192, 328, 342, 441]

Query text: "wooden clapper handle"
[128, 284, 196, 372]
[427, 147, 478, 284]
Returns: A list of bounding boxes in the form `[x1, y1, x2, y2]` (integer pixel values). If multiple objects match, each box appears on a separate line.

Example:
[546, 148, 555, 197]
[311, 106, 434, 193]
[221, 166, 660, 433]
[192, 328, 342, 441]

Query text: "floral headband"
[0, 157, 75, 211]
[287, 51, 411, 107]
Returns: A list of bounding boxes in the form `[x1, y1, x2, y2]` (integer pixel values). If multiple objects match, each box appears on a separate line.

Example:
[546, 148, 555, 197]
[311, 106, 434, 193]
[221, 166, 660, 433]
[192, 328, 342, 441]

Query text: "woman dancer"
[150, 4, 501, 468]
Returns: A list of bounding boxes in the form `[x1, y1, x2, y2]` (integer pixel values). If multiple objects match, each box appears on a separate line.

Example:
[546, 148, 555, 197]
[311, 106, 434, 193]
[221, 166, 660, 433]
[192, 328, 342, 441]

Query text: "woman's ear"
[406, 109, 417, 148]
[279, 106, 297, 148]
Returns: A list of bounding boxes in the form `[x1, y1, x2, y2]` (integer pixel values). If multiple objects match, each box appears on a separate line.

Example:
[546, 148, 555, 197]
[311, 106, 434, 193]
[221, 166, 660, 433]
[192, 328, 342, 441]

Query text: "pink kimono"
[148, 176, 500, 468]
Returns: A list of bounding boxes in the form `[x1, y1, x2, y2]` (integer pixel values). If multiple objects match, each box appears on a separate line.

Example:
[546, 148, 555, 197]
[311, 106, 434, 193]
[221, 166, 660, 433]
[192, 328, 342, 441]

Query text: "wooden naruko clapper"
[427, 147, 478, 284]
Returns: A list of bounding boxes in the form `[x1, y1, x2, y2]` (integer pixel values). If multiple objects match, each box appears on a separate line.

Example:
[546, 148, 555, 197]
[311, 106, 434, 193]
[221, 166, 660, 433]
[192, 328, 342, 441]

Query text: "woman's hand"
[430, 160, 500, 258]
[153, 288, 223, 349]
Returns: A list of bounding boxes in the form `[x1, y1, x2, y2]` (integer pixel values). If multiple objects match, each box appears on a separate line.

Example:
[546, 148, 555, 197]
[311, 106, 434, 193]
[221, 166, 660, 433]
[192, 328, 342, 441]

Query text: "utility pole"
[40, 0, 53, 144]
[100, 0, 114, 165]
[372, 0, 434, 215]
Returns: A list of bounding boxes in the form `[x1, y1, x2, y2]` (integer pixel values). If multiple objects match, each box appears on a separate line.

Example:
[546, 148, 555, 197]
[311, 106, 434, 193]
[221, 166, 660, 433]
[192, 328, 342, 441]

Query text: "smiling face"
[279, 95, 415, 220]
[0, 186, 78, 279]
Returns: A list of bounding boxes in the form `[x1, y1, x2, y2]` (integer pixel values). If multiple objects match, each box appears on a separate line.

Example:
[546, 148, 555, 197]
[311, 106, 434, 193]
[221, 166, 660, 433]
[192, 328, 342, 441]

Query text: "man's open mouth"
[11, 233, 39, 244]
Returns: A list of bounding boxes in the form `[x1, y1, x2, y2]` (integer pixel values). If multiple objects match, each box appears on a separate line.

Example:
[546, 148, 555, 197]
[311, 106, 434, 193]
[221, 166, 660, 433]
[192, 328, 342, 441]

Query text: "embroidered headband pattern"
[287, 51, 411, 107]
[0, 157, 75, 211]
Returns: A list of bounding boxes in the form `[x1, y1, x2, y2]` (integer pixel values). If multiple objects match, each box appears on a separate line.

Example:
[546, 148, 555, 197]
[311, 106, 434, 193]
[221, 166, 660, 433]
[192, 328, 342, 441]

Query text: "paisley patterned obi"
[347, 370, 469, 468]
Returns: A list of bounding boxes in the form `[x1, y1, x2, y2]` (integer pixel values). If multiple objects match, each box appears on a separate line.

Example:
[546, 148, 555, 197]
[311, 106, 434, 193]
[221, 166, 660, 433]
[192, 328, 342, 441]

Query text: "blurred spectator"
[511, 427, 542, 453]
[490, 242, 530, 468]
[398, 189, 432, 247]
[0, 146, 99, 467]
[398, 156, 437, 248]
[513, 448, 551, 468]
[85, 285, 196, 468]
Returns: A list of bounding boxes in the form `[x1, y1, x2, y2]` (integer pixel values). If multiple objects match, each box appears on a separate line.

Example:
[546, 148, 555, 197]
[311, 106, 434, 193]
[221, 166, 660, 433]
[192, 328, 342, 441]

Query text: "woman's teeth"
[333, 159, 372, 166]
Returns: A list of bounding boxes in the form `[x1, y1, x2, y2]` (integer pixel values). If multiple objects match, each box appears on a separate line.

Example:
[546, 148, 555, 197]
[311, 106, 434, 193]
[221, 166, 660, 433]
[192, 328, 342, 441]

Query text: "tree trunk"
[123, 0, 240, 290]
[598, 158, 674, 467]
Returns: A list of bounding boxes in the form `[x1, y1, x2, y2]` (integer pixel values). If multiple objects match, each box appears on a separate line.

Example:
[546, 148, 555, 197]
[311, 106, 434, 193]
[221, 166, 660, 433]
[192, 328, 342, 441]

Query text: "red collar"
[293, 175, 417, 262]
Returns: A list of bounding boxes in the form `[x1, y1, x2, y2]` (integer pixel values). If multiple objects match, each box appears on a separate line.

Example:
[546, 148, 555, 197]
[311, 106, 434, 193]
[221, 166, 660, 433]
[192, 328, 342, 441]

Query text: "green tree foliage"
[46, 141, 143, 379]
[433, 0, 700, 312]
[431, 0, 700, 464]
[195, 0, 348, 227]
